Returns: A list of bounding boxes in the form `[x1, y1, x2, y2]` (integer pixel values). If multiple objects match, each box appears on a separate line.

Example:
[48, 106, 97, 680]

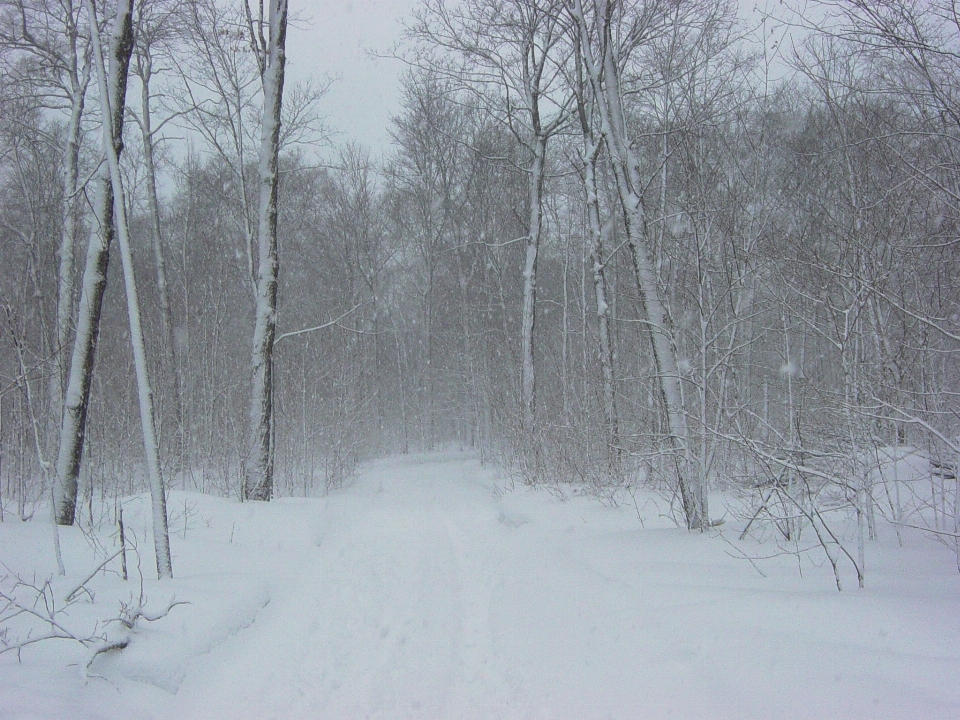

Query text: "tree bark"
[573, 49, 619, 460]
[571, 0, 703, 528]
[54, 0, 135, 526]
[584, 141, 619, 462]
[520, 135, 546, 436]
[49, 17, 90, 460]
[87, 0, 172, 578]
[243, 0, 287, 501]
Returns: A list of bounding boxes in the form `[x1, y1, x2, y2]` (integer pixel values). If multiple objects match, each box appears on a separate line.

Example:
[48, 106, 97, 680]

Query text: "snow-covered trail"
[4, 451, 960, 719]
[163, 452, 959, 719]
[170, 452, 616, 719]
[173, 454, 504, 718]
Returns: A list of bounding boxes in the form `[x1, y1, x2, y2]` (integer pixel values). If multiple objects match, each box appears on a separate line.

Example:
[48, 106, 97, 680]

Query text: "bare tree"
[85, 0, 172, 578]
[826, 0, 960, 136]
[570, 51, 619, 467]
[643, 0, 754, 531]
[131, 0, 185, 471]
[53, 0, 136, 526]
[569, 0, 705, 528]
[0, 0, 92, 458]
[388, 70, 469, 449]
[242, 0, 288, 501]
[407, 0, 571, 443]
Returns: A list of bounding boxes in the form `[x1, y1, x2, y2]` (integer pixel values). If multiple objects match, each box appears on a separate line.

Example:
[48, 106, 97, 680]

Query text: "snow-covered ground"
[2, 451, 959, 719]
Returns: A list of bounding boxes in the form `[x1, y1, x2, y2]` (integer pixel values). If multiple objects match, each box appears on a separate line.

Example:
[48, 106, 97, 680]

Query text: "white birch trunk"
[87, 0, 172, 579]
[583, 138, 619, 461]
[243, 0, 288, 501]
[53, 0, 134, 526]
[520, 135, 547, 436]
[571, 0, 702, 528]
[54, 103, 84, 378]
[49, 44, 90, 457]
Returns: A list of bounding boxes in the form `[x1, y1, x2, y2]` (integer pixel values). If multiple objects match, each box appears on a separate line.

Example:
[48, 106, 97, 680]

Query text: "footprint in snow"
[497, 509, 530, 528]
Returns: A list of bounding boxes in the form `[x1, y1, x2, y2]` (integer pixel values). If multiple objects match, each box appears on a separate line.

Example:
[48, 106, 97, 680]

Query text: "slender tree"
[53, 0, 135, 525]
[571, 49, 619, 466]
[0, 0, 92, 460]
[131, 0, 184, 471]
[407, 0, 571, 442]
[242, 0, 287, 501]
[86, 0, 172, 578]
[569, 0, 704, 528]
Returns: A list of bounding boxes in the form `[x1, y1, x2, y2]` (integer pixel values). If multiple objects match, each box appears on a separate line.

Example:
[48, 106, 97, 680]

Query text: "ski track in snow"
[3, 450, 960, 719]
[170, 453, 512, 720]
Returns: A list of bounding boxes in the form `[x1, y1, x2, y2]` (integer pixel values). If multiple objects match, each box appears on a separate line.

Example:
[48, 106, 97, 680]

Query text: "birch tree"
[569, 0, 705, 528]
[53, 0, 135, 526]
[131, 0, 184, 470]
[85, 0, 172, 578]
[242, 0, 287, 501]
[0, 0, 92, 459]
[571, 51, 619, 466]
[647, 0, 747, 521]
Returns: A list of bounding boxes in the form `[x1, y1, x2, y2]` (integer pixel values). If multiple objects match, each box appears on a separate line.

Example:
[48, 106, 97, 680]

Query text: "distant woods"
[0, 1, 957, 545]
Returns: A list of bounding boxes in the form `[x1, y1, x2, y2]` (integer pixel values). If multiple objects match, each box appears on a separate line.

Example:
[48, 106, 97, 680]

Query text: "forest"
[2, 1, 960, 716]
[1, 0, 959, 588]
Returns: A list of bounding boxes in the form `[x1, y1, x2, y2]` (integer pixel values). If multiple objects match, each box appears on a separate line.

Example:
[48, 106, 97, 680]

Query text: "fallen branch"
[1, 571, 187, 672]
[65, 550, 123, 603]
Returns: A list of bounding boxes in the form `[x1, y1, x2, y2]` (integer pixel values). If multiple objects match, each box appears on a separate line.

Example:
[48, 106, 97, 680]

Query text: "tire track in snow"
[439, 504, 496, 713]
[298, 469, 471, 719]
[173, 454, 508, 719]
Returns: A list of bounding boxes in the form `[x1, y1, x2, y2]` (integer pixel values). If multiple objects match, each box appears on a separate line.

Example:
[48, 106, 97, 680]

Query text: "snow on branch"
[0, 566, 187, 672]
[274, 302, 366, 345]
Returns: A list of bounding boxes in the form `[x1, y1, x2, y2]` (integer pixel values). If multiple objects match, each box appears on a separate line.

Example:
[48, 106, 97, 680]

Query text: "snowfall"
[2, 451, 959, 719]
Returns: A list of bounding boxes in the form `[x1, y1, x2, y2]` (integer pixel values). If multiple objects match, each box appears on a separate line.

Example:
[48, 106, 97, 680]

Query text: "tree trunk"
[243, 0, 288, 501]
[87, 0, 172, 579]
[583, 138, 619, 461]
[520, 135, 546, 437]
[53, 0, 135, 526]
[571, 0, 703, 528]
[49, 61, 89, 459]
[138, 50, 184, 473]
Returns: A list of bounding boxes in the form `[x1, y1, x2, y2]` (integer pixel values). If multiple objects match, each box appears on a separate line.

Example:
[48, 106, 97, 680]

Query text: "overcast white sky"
[285, 0, 420, 158]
